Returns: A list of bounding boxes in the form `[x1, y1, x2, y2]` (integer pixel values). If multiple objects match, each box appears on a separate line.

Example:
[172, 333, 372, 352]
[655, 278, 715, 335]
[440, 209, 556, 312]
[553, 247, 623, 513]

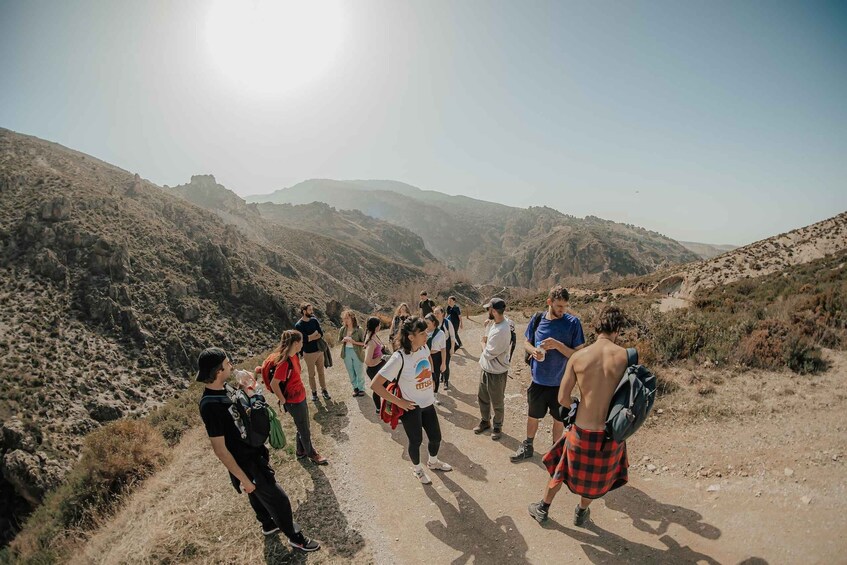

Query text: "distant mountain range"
[678, 241, 738, 260]
[247, 179, 701, 286]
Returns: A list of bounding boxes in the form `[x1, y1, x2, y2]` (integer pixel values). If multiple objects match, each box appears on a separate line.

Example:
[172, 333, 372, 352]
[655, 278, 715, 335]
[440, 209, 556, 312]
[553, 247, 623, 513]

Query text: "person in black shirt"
[446, 296, 464, 350]
[294, 303, 330, 402]
[419, 291, 435, 318]
[197, 347, 320, 551]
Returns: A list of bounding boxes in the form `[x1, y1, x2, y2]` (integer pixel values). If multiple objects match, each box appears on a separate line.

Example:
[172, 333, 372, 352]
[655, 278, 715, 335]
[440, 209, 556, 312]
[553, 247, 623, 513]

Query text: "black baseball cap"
[483, 297, 506, 312]
[196, 347, 228, 383]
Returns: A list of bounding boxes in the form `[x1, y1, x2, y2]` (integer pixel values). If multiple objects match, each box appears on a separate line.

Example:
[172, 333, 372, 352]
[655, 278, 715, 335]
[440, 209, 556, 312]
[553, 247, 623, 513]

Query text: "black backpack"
[605, 348, 656, 442]
[199, 383, 271, 448]
[523, 311, 544, 365]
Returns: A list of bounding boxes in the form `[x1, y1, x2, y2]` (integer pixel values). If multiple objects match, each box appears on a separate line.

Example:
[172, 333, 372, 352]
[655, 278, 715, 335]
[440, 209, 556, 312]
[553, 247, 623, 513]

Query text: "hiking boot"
[528, 501, 549, 524]
[426, 458, 452, 472]
[262, 524, 280, 536]
[289, 532, 321, 552]
[510, 440, 534, 462]
[473, 420, 491, 434]
[309, 452, 328, 465]
[322, 389, 331, 400]
[491, 427, 502, 441]
[574, 505, 591, 527]
[413, 467, 432, 484]
[311, 391, 319, 402]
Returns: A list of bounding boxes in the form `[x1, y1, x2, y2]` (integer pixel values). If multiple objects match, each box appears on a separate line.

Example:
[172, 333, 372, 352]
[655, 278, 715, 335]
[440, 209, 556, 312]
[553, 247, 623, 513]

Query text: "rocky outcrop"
[32, 248, 67, 283]
[1, 450, 68, 505]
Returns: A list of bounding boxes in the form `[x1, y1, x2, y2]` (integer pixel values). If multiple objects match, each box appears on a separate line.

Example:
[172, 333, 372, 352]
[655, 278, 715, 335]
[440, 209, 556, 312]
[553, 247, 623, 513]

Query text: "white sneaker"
[426, 459, 452, 472]
[434, 395, 442, 406]
[413, 467, 432, 484]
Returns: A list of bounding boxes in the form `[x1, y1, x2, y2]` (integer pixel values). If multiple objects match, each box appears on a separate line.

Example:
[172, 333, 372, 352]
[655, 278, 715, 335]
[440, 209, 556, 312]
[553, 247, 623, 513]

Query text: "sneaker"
[375, 408, 380, 414]
[356, 389, 365, 397]
[473, 421, 491, 434]
[574, 505, 591, 527]
[289, 532, 321, 552]
[510, 440, 534, 462]
[322, 389, 331, 400]
[262, 525, 280, 536]
[491, 427, 502, 441]
[413, 467, 432, 484]
[528, 502, 549, 524]
[296, 450, 307, 459]
[309, 452, 328, 465]
[426, 459, 453, 472]
[352, 389, 360, 397]
[311, 391, 319, 402]
[444, 382, 450, 390]
[434, 394, 442, 406]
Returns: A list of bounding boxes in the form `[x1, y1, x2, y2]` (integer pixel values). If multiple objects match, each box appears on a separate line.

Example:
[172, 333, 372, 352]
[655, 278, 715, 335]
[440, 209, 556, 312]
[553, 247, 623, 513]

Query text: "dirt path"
[319, 315, 847, 564]
[76, 315, 847, 564]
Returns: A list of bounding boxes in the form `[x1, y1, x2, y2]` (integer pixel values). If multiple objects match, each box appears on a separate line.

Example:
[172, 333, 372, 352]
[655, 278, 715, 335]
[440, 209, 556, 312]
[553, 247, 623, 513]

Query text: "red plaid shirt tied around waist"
[543, 424, 629, 499]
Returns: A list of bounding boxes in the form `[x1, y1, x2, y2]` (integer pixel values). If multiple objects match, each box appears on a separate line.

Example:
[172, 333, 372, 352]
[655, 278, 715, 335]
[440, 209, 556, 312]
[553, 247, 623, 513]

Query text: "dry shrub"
[374, 312, 392, 329]
[148, 383, 205, 446]
[737, 318, 789, 370]
[8, 420, 169, 563]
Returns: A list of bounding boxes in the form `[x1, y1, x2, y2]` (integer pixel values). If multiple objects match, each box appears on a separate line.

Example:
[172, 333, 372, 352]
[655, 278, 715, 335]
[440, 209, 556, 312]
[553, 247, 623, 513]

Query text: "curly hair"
[548, 285, 570, 302]
[593, 306, 627, 335]
[397, 316, 428, 354]
[341, 309, 358, 328]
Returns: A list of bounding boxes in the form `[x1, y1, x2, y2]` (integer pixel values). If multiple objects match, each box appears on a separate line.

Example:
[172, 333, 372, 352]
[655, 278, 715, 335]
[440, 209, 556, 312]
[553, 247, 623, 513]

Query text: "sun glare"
[205, 0, 345, 95]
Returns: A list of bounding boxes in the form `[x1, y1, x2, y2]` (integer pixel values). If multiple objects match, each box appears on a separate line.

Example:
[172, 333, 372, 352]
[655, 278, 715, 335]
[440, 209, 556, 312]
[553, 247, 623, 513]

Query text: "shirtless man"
[528, 306, 631, 526]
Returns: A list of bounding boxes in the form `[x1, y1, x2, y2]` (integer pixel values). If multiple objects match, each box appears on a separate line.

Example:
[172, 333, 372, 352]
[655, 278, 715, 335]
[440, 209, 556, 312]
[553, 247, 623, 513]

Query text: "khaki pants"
[478, 371, 508, 428]
[302, 350, 327, 392]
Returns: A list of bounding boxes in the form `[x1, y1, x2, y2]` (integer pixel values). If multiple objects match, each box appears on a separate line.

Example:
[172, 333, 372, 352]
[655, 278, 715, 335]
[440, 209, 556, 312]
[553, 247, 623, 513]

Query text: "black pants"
[285, 399, 315, 456]
[366, 361, 385, 411]
[400, 404, 442, 465]
[452, 321, 462, 348]
[432, 351, 443, 393]
[443, 340, 452, 386]
[244, 457, 300, 539]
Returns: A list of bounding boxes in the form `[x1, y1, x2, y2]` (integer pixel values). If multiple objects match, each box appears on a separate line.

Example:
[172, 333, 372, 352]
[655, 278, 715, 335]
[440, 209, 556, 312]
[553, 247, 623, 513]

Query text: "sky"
[1, 0, 845, 245]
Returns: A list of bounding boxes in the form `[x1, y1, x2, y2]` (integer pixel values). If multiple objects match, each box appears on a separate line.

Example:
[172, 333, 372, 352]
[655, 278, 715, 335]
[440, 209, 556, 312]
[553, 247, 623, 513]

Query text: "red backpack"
[379, 353, 405, 429]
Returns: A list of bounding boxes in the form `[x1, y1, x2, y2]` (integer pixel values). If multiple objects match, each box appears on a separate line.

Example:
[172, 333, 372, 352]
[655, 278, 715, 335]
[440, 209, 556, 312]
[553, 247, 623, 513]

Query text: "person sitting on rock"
[196, 347, 321, 550]
[528, 306, 631, 527]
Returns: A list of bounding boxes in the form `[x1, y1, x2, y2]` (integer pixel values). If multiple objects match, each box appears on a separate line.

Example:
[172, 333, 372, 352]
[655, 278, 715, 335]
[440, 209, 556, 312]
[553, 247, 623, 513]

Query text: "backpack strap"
[626, 348, 639, 367]
[530, 311, 544, 342]
[199, 394, 232, 412]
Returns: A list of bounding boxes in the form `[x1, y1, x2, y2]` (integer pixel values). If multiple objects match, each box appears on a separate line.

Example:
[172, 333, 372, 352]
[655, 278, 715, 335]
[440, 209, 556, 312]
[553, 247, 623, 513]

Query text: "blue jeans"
[343, 351, 365, 391]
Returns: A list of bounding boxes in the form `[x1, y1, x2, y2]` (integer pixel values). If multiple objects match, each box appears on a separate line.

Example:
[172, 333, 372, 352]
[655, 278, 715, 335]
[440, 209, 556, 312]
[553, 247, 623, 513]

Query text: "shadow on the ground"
[311, 397, 349, 443]
[261, 463, 368, 564]
[424, 473, 530, 564]
[603, 485, 721, 540]
[536, 485, 767, 564]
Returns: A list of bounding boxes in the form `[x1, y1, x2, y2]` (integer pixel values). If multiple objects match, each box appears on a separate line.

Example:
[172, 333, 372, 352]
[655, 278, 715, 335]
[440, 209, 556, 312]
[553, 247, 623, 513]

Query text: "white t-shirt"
[478, 319, 512, 374]
[428, 328, 447, 352]
[376, 346, 435, 408]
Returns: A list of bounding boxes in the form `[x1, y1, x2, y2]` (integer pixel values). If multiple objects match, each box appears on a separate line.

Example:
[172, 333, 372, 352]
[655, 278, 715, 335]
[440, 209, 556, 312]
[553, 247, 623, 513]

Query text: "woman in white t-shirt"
[424, 313, 448, 404]
[371, 316, 452, 484]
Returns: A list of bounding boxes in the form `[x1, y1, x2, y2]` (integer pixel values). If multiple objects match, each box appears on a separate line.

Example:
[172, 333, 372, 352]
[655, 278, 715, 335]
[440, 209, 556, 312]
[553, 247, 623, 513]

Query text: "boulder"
[325, 300, 343, 325]
[1, 417, 38, 453]
[39, 197, 70, 222]
[32, 248, 67, 283]
[1, 450, 67, 504]
[85, 395, 124, 422]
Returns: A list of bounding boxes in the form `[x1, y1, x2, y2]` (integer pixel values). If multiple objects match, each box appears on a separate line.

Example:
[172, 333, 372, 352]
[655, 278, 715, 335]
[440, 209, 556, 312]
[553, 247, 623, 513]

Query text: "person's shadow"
[311, 397, 349, 443]
[424, 473, 530, 565]
[261, 463, 368, 564]
[541, 485, 767, 564]
[603, 486, 721, 539]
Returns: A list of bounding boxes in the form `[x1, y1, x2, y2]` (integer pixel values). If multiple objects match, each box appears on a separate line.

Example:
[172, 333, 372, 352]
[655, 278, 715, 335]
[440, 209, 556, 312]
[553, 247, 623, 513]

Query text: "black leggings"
[432, 351, 443, 393]
[400, 404, 442, 465]
[366, 361, 385, 411]
[443, 341, 452, 386]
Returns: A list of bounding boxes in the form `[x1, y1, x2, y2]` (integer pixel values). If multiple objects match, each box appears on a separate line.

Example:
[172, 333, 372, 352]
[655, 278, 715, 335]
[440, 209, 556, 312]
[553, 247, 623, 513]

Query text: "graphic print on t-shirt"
[414, 358, 433, 389]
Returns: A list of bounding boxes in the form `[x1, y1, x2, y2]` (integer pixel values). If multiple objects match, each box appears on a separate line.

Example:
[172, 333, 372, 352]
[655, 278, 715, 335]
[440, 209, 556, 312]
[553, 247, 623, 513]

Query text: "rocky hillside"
[0, 131, 427, 542]
[248, 179, 700, 285]
[654, 211, 847, 299]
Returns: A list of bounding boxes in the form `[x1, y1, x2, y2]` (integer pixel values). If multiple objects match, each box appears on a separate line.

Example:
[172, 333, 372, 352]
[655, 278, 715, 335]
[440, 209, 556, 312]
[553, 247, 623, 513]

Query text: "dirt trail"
[322, 316, 847, 564]
[76, 315, 847, 564]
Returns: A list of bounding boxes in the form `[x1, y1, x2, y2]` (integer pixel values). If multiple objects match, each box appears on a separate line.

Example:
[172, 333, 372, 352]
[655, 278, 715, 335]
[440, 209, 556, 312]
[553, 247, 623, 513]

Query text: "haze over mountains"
[247, 179, 701, 286]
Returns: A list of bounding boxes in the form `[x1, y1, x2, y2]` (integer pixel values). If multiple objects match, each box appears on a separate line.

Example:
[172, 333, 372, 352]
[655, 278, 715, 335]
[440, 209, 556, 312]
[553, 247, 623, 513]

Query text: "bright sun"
[205, 0, 345, 95]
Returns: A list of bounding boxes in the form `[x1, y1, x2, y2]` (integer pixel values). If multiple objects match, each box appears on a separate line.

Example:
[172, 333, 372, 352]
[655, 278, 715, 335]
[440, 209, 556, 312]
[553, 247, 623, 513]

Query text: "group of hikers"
[196, 286, 637, 553]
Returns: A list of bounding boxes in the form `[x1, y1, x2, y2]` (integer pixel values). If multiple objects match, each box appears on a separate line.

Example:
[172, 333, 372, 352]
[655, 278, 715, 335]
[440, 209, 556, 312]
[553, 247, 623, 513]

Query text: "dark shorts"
[527, 382, 564, 421]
